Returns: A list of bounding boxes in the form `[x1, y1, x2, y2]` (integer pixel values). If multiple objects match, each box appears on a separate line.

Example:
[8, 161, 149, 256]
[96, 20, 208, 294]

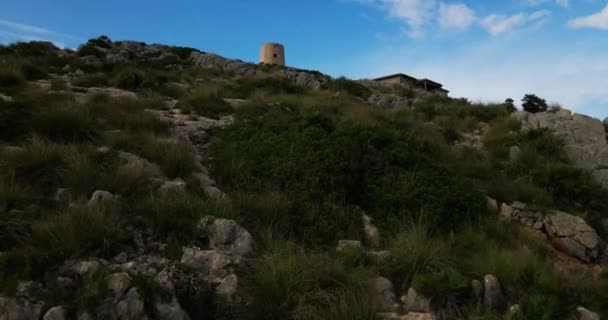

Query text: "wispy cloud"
[568, 4, 608, 30]
[353, 1, 553, 37]
[525, 0, 569, 8]
[0, 19, 77, 47]
[480, 9, 551, 36]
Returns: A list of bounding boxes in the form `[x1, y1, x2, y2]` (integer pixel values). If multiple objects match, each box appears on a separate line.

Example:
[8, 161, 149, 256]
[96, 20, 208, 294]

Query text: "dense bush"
[211, 103, 487, 246]
[324, 77, 372, 99]
[113, 68, 145, 91]
[522, 94, 548, 113]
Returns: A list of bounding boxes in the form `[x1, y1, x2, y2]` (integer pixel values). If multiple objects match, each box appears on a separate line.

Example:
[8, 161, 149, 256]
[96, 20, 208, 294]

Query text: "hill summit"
[0, 36, 606, 320]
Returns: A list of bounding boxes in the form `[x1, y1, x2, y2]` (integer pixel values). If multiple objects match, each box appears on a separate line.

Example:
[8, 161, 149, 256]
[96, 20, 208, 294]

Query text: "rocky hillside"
[0, 36, 607, 320]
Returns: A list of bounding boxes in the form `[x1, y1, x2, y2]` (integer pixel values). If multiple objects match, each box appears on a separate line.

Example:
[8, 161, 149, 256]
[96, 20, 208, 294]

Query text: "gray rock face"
[471, 279, 483, 300]
[401, 288, 431, 313]
[155, 297, 189, 320]
[88, 190, 117, 206]
[483, 274, 504, 310]
[515, 110, 608, 188]
[107, 273, 131, 297]
[370, 277, 397, 313]
[158, 178, 187, 195]
[576, 306, 600, 320]
[544, 211, 601, 262]
[0, 297, 42, 320]
[197, 217, 254, 257]
[362, 213, 381, 247]
[42, 306, 65, 320]
[53, 188, 73, 206]
[509, 145, 522, 161]
[115, 288, 148, 320]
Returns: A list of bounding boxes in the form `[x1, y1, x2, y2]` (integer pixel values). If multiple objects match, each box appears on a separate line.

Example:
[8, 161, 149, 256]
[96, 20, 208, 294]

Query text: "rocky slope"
[0, 37, 606, 320]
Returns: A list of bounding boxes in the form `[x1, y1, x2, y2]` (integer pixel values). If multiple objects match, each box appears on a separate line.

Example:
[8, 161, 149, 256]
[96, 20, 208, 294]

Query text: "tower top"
[259, 43, 285, 66]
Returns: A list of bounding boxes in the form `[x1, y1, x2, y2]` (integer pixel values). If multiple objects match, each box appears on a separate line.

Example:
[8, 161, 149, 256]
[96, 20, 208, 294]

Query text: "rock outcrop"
[498, 202, 603, 263]
[514, 109, 608, 188]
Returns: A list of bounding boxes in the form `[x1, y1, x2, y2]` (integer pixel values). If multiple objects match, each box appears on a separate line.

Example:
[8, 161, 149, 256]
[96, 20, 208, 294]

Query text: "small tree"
[522, 94, 548, 113]
[504, 98, 516, 113]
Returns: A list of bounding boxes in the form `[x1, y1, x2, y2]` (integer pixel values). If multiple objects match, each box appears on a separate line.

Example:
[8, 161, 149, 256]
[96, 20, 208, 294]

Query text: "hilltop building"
[259, 42, 285, 66]
[374, 73, 449, 96]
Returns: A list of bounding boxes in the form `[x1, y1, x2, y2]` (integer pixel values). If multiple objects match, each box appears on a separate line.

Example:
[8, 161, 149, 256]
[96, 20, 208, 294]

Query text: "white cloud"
[568, 4, 608, 30]
[380, 0, 437, 37]
[479, 10, 550, 35]
[480, 14, 526, 35]
[0, 19, 76, 47]
[438, 3, 476, 30]
[526, 0, 569, 8]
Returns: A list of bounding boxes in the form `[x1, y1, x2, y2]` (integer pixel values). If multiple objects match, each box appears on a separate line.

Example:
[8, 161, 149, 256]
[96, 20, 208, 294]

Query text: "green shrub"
[8, 41, 59, 56]
[176, 87, 233, 118]
[113, 68, 145, 91]
[522, 94, 548, 114]
[87, 35, 112, 49]
[90, 96, 169, 133]
[324, 77, 372, 99]
[77, 44, 105, 58]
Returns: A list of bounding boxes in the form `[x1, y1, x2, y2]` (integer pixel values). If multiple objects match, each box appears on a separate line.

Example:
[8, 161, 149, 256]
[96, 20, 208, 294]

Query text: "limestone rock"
[402, 288, 431, 313]
[0, 297, 42, 320]
[155, 297, 189, 320]
[543, 211, 601, 262]
[509, 145, 522, 161]
[216, 273, 238, 301]
[0, 93, 13, 102]
[43, 306, 65, 320]
[107, 273, 131, 297]
[203, 186, 230, 202]
[507, 304, 521, 319]
[197, 217, 254, 257]
[471, 279, 483, 300]
[483, 274, 504, 310]
[499, 203, 514, 220]
[486, 197, 498, 213]
[370, 277, 397, 313]
[53, 188, 72, 206]
[336, 240, 362, 252]
[115, 288, 148, 320]
[515, 110, 608, 188]
[576, 306, 600, 320]
[158, 178, 187, 195]
[88, 190, 118, 206]
[361, 214, 381, 247]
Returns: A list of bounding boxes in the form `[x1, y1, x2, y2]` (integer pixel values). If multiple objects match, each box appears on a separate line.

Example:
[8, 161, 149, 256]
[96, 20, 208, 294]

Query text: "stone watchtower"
[259, 42, 285, 66]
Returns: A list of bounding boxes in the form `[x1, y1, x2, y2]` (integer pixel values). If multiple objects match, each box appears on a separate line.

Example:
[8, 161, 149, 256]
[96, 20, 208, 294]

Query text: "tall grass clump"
[176, 87, 233, 118]
[242, 246, 369, 320]
[324, 77, 372, 99]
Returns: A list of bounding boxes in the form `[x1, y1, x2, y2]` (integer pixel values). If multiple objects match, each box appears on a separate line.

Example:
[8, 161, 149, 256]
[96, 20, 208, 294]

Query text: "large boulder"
[370, 277, 398, 313]
[543, 211, 602, 262]
[197, 217, 254, 257]
[42, 306, 65, 320]
[514, 110, 608, 188]
[401, 288, 431, 313]
[576, 306, 600, 320]
[483, 274, 504, 311]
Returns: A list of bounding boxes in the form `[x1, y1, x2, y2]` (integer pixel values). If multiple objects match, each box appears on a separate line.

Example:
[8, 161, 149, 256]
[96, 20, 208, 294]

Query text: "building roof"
[373, 73, 417, 82]
[418, 78, 443, 88]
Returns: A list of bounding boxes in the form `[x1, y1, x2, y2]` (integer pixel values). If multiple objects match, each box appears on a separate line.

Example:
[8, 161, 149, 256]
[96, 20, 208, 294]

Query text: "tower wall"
[259, 43, 285, 66]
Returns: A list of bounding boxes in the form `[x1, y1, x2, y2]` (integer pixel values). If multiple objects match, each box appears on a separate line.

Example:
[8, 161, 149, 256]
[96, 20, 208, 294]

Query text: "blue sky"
[1, 0, 607, 118]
